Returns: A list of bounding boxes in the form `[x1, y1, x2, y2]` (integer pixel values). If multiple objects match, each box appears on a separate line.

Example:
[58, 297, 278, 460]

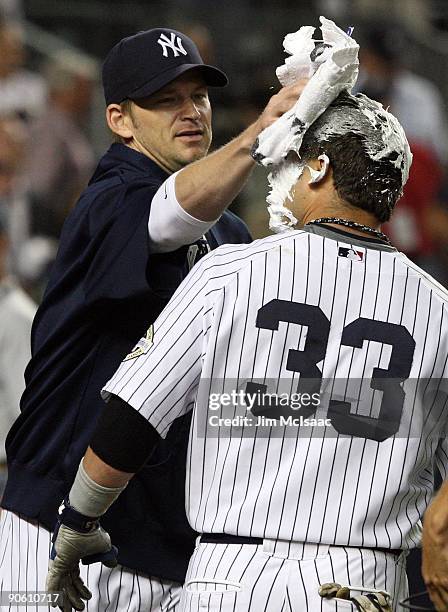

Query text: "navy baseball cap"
[102, 28, 228, 105]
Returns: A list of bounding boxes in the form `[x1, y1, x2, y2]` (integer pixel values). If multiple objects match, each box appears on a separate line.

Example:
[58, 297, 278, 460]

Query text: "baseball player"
[0, 28, 305, 611]
[45, 90, 448, 611]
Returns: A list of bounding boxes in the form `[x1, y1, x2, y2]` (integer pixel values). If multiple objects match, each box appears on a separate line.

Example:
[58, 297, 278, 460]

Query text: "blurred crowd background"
[0, 0, 448, 475]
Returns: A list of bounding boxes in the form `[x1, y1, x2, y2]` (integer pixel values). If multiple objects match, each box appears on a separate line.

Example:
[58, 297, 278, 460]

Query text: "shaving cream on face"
[266, 161, 305, 233]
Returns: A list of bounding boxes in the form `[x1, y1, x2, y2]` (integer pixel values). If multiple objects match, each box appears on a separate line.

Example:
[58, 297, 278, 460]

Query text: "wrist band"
[68, 459, 127, 518]
[56, 497, 100, 533]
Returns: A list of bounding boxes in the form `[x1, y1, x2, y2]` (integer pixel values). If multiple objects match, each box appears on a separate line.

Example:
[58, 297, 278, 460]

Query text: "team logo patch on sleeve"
[187, 235, 211, 270]
[124, 325, 154, 361]
[338, 247, 364, 262]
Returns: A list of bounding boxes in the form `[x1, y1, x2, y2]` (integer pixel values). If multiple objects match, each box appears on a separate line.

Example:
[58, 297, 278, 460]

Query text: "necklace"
[306, 217, 391, 245]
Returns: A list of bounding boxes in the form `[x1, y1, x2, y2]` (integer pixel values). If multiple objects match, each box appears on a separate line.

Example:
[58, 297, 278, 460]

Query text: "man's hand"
[46, 500, 118, 612]
[254, 79, 309, 134]
[422, 482, 448, 611]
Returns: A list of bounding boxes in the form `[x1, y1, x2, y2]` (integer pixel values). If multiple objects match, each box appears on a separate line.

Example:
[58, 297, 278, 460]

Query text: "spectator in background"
[24, 51, 96, 238]
[0, 0, 23, 24]
[0, 114, 31, 271]
[15, 235, 58, 303]
[0, 18, 46, 121]
[0, 210, 36, 497]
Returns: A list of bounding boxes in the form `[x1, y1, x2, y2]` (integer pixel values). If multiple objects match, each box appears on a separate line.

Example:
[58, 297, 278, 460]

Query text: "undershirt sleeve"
[148, 171, 218, 253]
[91, 395, 161, 473]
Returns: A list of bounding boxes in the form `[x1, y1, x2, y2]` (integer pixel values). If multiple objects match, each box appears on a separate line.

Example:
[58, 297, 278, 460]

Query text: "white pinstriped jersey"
[103, 225, 448, 550]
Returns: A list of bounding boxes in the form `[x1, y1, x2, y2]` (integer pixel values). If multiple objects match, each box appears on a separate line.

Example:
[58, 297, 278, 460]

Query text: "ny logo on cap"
[157, 32, 187, 58]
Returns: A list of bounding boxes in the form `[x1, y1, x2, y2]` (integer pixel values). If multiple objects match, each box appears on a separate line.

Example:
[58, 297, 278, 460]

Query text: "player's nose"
[180, 97, 201, 120]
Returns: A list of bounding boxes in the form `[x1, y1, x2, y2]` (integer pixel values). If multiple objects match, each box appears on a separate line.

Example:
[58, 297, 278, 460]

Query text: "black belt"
[200, 533, 402, 556]
[201, 533, 263, 545]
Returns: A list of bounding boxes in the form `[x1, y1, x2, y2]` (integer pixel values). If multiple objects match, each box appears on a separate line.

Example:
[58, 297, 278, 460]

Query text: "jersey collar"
[89, 143, 170, 185]
[304, 223, 397, 252]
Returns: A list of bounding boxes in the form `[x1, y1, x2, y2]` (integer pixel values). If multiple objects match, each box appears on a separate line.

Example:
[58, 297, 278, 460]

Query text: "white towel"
[252, 16, 359, 167]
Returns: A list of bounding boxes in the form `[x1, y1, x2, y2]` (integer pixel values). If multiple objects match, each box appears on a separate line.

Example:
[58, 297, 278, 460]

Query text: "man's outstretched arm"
[148, 80, 308, 252]
[174, 81, 307, 221]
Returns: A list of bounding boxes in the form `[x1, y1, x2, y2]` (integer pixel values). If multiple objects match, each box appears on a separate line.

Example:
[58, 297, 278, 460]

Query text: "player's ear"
[306, 154, 330, 185]
[106, 103, 134, 140]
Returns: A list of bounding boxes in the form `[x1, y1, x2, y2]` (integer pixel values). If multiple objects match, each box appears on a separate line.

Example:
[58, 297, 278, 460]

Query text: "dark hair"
[299, 92, 407, 223]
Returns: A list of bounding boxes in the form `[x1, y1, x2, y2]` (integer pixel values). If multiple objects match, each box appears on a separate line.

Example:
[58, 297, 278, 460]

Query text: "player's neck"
[301, 200, 382, 239]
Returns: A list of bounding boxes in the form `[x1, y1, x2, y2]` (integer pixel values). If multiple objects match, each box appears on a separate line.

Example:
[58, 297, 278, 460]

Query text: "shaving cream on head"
[310, 93, 412, 189]
[266, 161, 305, 233]
[361, 100, 412, 183]
[265, 92, 412, 231]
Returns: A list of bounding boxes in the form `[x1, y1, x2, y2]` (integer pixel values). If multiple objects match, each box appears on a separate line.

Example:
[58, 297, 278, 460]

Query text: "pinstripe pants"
[0, 510, 181, 611]
[180, 540, 408, 611]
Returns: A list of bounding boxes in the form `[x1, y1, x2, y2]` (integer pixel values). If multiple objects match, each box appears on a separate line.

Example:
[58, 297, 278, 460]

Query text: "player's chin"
[177, 144, 209, 165]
